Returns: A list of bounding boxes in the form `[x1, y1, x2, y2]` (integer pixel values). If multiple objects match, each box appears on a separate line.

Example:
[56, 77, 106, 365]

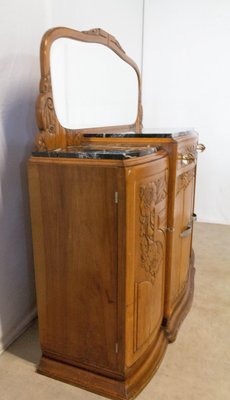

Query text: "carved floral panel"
[176, 169, 195, 196]
[139, 176, 167, 283]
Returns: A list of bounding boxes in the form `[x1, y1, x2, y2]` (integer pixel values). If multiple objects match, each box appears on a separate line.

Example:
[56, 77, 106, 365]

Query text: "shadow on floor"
[7, 318, 41, 365]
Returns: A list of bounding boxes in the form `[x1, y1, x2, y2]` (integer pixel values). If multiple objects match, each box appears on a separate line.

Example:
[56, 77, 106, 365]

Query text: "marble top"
[83, 128, 195, 139]
[32, 128, 196, 158]
[32, 145, 156, 160]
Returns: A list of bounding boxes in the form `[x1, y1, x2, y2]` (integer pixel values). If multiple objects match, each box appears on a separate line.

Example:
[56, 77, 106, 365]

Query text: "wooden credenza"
[28, 130, 202, 400]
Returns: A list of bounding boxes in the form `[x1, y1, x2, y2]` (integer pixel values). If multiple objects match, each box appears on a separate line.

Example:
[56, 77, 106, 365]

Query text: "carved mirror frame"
[35, 27, 143, 151]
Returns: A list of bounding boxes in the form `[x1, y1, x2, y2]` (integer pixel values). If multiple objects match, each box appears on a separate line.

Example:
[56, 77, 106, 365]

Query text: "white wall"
[47, 0, 144, 68]
[0, 0, 49, 353]
[0, 0, 144, 353]
[142, 0, 230, 225]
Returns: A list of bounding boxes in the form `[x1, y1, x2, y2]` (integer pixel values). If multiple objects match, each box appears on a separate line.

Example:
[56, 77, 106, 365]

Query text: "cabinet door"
[28, 161, 119, 374]
[169, 165, 196, 312]
[125, 157, 168, 368]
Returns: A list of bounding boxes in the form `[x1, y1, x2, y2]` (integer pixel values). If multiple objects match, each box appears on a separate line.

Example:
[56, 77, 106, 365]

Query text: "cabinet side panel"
[125, 157, 168, 368]
[28, 160, 119, 373]
[28, 162, 48, 345]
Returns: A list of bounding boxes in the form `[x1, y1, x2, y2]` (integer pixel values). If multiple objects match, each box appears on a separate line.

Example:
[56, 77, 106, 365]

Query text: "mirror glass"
[50, 38, 139, 129]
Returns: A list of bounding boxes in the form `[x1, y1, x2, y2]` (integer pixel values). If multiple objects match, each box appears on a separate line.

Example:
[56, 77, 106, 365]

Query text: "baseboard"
[0, 306, 37, 355]
[196, 218, 230, 226]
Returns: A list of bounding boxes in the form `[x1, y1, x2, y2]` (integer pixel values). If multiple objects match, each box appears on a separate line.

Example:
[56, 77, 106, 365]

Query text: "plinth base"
[38, 331, 167, 400]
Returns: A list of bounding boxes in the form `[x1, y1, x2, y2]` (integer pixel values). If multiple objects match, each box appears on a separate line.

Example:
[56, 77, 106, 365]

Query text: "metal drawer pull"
[196, 143, 206, 152]
[178, 143, 206, 165]
[180, 225, 192, 238]
[178, 153, 195, 165]
[192, 213, 197, 221]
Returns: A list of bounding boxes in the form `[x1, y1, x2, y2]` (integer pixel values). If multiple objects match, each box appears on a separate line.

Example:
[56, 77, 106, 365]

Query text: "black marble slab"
[83, 128, 195, 139]
[32, 146, 156, 159]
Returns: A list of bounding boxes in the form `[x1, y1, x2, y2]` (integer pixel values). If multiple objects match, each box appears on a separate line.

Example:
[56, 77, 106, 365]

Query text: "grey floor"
[0, 222, 230, 400]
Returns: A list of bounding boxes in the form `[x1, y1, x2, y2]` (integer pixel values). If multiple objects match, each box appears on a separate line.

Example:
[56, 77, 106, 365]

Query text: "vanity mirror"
[35, 27, 142, 151]
[29, 26, 205, 400]
[50, 38, 139, 129]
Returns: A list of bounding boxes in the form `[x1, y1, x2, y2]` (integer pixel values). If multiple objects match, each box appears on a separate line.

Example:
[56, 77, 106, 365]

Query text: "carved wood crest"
[82, 28, 125, 53]
[139, 176, 167, 283]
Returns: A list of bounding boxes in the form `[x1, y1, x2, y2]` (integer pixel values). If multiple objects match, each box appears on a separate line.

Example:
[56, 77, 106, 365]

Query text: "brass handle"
[192, 213, 197, 221]
[178, 153, 195, 165]
[180, 225, 192, 238]
[196, 143, 206, 152]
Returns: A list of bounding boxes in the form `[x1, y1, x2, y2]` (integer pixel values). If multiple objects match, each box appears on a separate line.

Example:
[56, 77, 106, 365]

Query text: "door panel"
[169, 167, 195, 310]
[135, 281, 157, 350]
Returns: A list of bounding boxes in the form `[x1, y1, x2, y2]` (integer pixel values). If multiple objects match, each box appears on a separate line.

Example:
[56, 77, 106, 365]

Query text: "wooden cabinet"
[28, 151, 169, 399]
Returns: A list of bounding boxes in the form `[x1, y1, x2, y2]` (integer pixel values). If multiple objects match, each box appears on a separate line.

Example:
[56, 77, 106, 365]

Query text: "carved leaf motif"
[44, 97, 56, 133]
[35, 92, 68, 150]
[139, 176, 167, 282]
[185, 144, 197, 156]
[177, 170, 194, 195]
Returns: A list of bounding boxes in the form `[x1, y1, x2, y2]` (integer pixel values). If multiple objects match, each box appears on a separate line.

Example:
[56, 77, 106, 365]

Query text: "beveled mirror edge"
[35, 27, 143, 151]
